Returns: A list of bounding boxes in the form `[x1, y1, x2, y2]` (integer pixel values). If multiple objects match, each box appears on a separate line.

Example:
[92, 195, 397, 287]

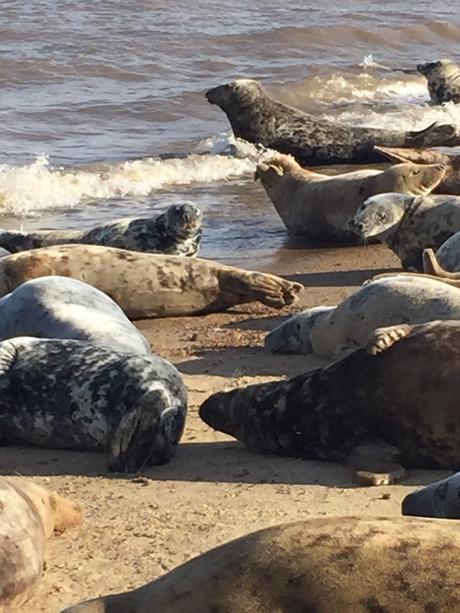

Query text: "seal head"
[265, 306, 333, 354]
[350, 193, 410, 239]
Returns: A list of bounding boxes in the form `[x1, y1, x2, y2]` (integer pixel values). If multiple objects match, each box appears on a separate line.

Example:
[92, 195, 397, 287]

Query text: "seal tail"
[422, 248, 460, 280]
[221, 271, 303, 308]
[374, 145, 452, 166]
[405, 122, 460, 147]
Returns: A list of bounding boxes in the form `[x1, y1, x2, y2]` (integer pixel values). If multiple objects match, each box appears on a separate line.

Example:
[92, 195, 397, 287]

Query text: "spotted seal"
[205, 79, 460, 165]
[0, 477, 82, 610]
[0, 276, 150, 354]
[374, 145, 460, 194]
[350, 192, 460, 270]
[201, 320, 460, 485]
[0, 337, 187, 471]
[0, 203, 202, 256]
[265, 275, 460, 358]
[417, 59, 460, 104]
[255, 153, 445, 243]
[402, 472, 460, 519]
[0, 245, 303, 318]
[62, 516, 460, 613]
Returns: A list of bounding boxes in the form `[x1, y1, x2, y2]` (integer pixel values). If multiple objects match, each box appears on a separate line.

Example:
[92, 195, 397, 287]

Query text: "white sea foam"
[0, 136, 275, 217]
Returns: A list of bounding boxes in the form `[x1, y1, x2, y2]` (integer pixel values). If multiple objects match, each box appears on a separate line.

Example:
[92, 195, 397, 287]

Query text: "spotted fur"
[418, 59, 460, 104]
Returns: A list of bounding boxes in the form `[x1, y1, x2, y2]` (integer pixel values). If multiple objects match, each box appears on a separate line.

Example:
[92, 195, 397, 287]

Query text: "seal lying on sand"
[265, 275, 460, 358]
[0, 337, 187, 471]
[351, 192, 460, 270]
[0, 245, 302, 318]
[1, 477, 82, 610]
[62, 516, 460, 613]
[418, 59, 460, 104]
[201, 320, 460, 485]
[255, 154, 445, 243]
[0, 276, 150, 354]
[205, 79, 460, 165]
[402, 472, 460, 519]
[374, 145, 460, 194]
[0, 203, 202, 256]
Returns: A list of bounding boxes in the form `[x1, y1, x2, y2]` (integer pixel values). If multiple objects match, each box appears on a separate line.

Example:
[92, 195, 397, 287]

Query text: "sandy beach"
[5, 243, 448, 612]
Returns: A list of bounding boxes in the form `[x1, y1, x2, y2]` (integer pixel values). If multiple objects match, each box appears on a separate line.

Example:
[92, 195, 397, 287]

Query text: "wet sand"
[8, 243, 451, 612]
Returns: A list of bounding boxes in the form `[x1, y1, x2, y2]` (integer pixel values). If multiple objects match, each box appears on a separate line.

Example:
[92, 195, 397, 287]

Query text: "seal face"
[0, 276, 151, 354]
[0, 477, 81, 610]
[417, 59, 460, 104]
[0, 203, 203, 256]
[266, 275, 460, 358]
[0, 337, 187, 471]
[62, 516, 460, 613]
[351, 192, 460, 270]
[206, 78, 460, 165]
[201, 320, 460, 481]
[255, 153, 445, 243]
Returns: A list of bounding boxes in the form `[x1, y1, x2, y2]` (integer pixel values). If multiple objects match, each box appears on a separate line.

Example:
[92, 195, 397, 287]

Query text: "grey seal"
[351, 192, 460, 270]
[205, 78, 460, 165]
[62, 516, 460, 613]
[0, 245, 303, 318]
[0, 337, 187, 471]
[255, 153, 445, 243]
[0, 203, 202, 256]
[0, 477, 82, 610]
[402, 472, 460, 519]
[265, 274, 460, 358]
[0, 276, 150, 354]
[201, 320, 460, 485]
[418, 59, 460, 104]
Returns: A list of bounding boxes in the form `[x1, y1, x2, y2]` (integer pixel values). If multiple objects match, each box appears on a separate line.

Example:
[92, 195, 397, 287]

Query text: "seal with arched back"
[201, 320, 460, 486]
[62, 516, 460, 613]
[205, 78, 460, 165]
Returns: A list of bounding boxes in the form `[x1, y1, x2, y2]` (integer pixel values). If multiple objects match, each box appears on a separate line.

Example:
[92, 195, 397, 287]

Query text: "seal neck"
[389, 196, 423, 252]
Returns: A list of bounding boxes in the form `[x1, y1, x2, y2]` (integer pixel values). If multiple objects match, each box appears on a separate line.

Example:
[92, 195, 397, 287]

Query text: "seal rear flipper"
[405, 122, 460, 147]
[423, 248, 460, 280]
[346, 440, 406, 486]
[219, 271, 303, 308]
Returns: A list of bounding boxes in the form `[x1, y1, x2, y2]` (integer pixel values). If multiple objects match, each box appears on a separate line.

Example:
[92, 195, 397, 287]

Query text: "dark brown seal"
[0, 245, 303, 318]
[62, 516, 460, 613]
[205, 78, 460, 165]
[200, 320, 460, 485]
[0, 477, 82, 610]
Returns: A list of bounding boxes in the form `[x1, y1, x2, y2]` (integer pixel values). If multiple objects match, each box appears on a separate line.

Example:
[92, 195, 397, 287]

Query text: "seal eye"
[412, 170, 420, 175]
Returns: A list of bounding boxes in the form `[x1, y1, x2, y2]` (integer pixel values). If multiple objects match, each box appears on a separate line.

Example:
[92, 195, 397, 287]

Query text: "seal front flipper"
[346, 440, 406, 486]
[365, 324, 413, 355]
[218, 270, 302, 308]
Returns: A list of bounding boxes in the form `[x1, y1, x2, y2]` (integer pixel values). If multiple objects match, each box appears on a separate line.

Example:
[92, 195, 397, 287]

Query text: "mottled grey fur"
[351, 192, 460, 270]
[418, 59, 460, 104]
[435, 231, 460, 272]
[403, 472, 460, 519]
[0, 203, 202, 256]
[0, 337, 187, 471]
[206, 79, 460, 165]
[0, 276, 150, 354]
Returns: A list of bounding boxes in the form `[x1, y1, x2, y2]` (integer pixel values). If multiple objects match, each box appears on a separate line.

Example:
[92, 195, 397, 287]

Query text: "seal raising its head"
[0, 477, 82, 610]
[417, 59, 460, 104]
[202, 320, 460, 485]
[0, 203, 202, 257]
[0, 337, 187, 471]
[63, 516, 460, 613]
[351, 192, 460, 270]
[206, 78, 460, 165]
[255, 153, 445, 243]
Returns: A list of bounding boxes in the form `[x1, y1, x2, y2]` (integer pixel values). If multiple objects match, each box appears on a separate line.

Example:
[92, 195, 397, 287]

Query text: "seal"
[205, 78, 460, 165]
[0, 276, 150, 354]
[0, 477, 82, 610]
[0, 245, 303, 318]
[201, 320, 460, 485]
[62, 516, 460, 613]
[350, 192, 460, 270]
[265, 274, 460, 358]
[255, 153, 445, 243]
[0, 337, 187, 471]
[0, 203, 202, 256]
[417, 59, 460, 104]
[402, 472, 460, 519]
[374, 145, 460, 194]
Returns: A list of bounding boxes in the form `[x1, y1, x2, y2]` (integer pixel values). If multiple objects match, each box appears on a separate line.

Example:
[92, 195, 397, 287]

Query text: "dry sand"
[7, 243, 450, 612]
